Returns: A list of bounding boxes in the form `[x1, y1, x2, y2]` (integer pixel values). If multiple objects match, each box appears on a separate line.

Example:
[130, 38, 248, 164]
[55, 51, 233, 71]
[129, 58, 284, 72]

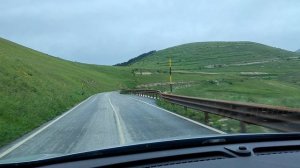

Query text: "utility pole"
[169, 58, 173, 92]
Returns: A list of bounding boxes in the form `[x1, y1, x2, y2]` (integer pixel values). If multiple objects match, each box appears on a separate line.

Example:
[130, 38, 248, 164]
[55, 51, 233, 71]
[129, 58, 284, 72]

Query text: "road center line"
[130, 97, 226, 134]
[0, 95, 96, 159]
[108, 97, 126, 145]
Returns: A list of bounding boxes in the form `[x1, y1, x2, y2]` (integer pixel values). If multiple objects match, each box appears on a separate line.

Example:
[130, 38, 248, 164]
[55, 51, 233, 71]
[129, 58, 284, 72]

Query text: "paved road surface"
[0, 92, 222, 161]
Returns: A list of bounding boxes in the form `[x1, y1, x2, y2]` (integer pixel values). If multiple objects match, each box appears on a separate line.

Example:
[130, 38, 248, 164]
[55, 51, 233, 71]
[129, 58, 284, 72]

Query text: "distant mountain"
[115, 50, 156, 66]
[296, 49, 300, 53]
[120, 41, 299, 70]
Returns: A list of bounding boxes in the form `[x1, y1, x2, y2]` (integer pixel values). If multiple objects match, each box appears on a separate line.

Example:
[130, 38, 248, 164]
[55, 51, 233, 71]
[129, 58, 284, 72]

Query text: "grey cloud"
[0, 0, 299, 65]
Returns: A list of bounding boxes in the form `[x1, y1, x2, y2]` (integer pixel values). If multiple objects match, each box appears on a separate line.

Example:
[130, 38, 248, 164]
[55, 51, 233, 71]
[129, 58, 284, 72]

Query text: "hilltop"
[296, 49, 300, 53]
[115, 50, 156, 66]
[120, 41, 299, 72]
[0, 37, 135, 147]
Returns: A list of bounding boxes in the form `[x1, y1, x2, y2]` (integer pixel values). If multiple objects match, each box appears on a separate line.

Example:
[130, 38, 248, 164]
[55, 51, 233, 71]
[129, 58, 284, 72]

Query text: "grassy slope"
[126, 41, 300, 108]
[130, 41, 299, 70]
[0, 38, 135, 147]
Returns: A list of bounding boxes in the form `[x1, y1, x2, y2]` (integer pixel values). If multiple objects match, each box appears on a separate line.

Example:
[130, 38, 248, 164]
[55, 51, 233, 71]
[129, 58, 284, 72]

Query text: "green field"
[0, 37, 135, 147]
[122, 41, 300, 108]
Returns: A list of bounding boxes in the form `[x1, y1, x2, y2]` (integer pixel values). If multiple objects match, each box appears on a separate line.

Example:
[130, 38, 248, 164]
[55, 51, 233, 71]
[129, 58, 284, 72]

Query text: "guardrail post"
[240, 121, 246, 133]
[204, 112, 209, 125]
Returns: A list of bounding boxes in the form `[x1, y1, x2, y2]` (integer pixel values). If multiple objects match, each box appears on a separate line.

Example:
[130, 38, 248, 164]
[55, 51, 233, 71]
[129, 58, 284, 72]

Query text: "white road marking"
[130, 97, 226, 134]
[0, 95, 96, 158]
[108, 97, 126, 145]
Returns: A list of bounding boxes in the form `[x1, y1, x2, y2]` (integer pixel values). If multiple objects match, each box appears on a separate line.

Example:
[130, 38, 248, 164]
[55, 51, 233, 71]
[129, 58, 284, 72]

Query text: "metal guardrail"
[122, 89, 300, 132]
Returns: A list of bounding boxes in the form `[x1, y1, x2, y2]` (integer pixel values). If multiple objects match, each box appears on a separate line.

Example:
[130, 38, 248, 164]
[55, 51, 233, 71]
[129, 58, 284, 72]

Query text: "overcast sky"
[0, 0, 299, 65]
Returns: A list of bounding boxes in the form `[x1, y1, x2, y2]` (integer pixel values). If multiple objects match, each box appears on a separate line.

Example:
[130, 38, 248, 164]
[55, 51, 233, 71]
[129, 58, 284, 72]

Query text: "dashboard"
[1, 134, 300, 168]
[44, 140, 300, 168]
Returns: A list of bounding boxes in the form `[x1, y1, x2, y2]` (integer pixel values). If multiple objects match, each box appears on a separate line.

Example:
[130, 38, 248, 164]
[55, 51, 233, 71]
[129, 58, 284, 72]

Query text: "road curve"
[0, 91, 221, 160]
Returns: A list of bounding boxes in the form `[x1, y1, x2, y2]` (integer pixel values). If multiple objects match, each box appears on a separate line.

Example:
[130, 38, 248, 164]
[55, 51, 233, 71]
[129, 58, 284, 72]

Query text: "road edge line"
[130, 97, 226, 134]
[0, 95, 96, 159]
[108, 97, 126, 145]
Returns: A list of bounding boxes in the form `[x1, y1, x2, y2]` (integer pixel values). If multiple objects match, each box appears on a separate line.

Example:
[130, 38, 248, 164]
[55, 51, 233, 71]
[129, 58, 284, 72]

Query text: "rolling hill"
[0, 37, 135, 147]
[119, 41, 300, 109]
[123, 41, 300, 72]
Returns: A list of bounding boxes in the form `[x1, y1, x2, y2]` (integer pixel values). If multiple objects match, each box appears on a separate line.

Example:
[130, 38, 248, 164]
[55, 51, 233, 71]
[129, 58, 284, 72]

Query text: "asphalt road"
[0, 92, 222, 161]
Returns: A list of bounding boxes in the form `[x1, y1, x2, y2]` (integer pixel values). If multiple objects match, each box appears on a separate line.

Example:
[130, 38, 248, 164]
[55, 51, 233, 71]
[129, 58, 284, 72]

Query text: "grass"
[173, 77, 300, 108]
[128, 41, 300, 71]
[132, 71, 300, 108]
[122, 41, 300, 108]
[0, 37, 136, 147]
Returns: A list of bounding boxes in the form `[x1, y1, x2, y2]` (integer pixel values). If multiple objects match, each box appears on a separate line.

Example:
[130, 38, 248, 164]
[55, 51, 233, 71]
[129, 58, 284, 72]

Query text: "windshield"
[1, 0, 300, 164]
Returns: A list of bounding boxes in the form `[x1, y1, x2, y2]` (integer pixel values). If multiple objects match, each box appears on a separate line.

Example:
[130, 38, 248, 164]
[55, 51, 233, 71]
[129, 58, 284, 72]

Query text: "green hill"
[126, 41, 300, 72]
[0, 37, 135, 147]
[122, 41, 300, 109]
